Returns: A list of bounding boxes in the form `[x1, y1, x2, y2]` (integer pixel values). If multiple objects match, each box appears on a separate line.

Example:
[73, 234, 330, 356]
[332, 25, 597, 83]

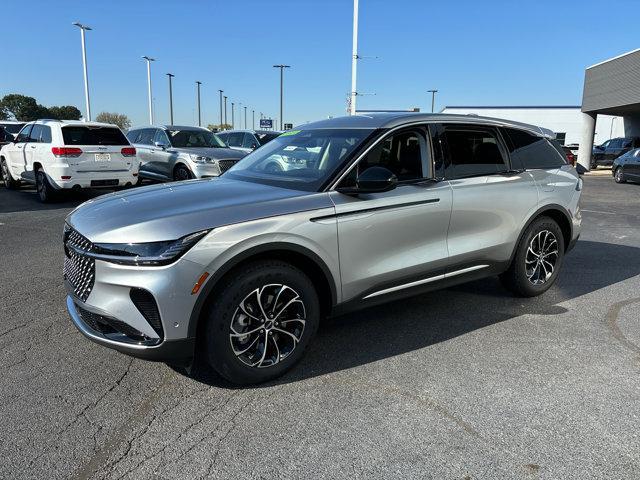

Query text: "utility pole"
[142, 56, 155, 124]
[167, 73, 175, 125]
[427, 89, 438, 113]
[350, 0, 359, 115]
[231, 102, 235, 129]
[244, 106, 247, 129]
[72, 22, 92, 121]
[224, 96, 228, 127]
[195, 81, 202, 126]
[218, 89, 223, 128]
[273, 64, 291, 130]
[252, 109, 255, 129]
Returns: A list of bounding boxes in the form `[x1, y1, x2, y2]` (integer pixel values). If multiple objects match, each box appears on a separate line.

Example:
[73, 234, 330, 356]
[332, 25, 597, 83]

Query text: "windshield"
[223, 128, 373, 191]
[166, 129, 226, 148]
[256, 132, 280, 145]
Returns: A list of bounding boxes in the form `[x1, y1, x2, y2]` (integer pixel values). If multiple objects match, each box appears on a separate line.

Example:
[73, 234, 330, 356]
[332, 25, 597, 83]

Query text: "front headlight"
[189, 154, 213, 164]
[86, 230, 210, 266]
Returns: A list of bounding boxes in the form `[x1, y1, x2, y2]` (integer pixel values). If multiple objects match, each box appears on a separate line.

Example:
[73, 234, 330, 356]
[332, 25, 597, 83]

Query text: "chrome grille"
[63, 226, 95, 302]
[218, 159, 238, 174]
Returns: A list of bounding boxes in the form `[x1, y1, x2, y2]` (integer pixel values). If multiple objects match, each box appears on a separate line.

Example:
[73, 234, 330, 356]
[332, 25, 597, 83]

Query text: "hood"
[169, 146, 246, 160]
[66, 178, 333, 243]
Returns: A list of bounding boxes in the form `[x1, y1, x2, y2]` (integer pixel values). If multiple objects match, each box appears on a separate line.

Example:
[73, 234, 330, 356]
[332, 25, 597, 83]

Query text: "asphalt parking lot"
[1, 174, 640, 480]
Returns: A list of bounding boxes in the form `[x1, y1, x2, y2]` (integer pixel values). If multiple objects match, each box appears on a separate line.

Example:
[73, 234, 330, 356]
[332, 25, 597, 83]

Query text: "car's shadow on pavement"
[0, 185, 109, 213]
[188, 239, 640, 389]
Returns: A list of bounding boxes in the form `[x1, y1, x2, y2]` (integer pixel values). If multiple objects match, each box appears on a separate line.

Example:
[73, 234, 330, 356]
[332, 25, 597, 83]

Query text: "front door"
[331, 126, 453, 302]
[6, 123, 32, 179]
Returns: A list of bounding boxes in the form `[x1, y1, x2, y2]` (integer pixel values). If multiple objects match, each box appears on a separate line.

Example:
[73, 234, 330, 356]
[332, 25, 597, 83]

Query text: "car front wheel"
[1, 159, 20, 189]
[204, 260, 320, 385]
[614, 167, 626, 184]
[500, 216, 565, 297]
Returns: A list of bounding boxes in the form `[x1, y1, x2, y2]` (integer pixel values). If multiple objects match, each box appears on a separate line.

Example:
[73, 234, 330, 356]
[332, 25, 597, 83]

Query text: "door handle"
[30, 145, 36, 149]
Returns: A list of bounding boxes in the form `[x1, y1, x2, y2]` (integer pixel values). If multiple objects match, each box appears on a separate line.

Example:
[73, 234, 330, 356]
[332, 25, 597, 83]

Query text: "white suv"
[0, 120, 139, 202]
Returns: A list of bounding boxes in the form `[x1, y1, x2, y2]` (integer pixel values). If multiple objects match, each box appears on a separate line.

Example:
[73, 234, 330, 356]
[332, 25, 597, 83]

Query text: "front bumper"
[67, 296, 195, 362]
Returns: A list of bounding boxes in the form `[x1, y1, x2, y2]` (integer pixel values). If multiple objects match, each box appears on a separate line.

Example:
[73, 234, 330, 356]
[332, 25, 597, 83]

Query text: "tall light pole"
[273, 64, 290, 130]
[427, 89, 438, 113]
[244, 106, 247, 129]
[238, 102, 242, 127]
[142, 56, 155, 124]
[195, 81, 202, 126]
[166, 73, 175, 125]
[218, 89, 223, 128]
[73, 22, 92, 121]
[349, 0, 359, 116]
[231, 102, 235, 129]
[252, 109, 255, 129]
[224, 96, 228, 127]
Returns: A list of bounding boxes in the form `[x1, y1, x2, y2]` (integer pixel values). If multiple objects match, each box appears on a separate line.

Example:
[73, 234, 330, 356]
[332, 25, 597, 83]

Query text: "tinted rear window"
[502, 128, 566, 170]
[62, 126, 129, 146]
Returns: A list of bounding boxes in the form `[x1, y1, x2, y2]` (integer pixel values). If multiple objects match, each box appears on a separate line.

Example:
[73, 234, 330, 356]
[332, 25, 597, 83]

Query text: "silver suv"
[126, 125, 245, 182]
[64, 113, 582, 384]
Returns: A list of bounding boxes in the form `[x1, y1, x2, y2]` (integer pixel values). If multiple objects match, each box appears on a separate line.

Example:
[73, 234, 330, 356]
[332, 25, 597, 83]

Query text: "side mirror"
[337, 166, 398, 195]
[154, 141, 168, 149]
[251, 143, 258, 150]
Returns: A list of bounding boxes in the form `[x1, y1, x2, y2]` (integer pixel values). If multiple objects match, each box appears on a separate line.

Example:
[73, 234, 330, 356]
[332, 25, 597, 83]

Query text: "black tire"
[173, 165, 193, 181]
[35, 168, 58, 203]
[500, 216, 565, 297]
[614, 167, 626, 184]
[204, 260, 320, 385]
[1, 159, 20, 189]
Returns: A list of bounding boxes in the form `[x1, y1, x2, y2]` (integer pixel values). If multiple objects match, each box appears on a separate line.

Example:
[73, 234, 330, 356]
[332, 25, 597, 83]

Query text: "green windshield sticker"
[280, 130, 300, 136]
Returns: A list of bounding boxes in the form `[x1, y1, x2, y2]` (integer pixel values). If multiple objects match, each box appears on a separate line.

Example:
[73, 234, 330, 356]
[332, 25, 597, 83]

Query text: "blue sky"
[2, 0, 637, 127]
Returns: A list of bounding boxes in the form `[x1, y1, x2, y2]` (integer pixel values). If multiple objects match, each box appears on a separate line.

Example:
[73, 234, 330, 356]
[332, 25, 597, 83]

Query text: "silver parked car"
[126, 125, 245, 182]
[64, 113, 582, 384]
[217, 129, 281, 154]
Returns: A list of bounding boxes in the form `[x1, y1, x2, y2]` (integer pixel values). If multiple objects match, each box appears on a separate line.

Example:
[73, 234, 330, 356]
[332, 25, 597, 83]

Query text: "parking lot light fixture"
[273, 65, 291, 130]
[224, 96, 228, 127]
[142, 56, 155, 124]
[252, 110, 255, 129]
[167, 73, 175, 125]
[427, 89, 438, 113]
[244, 106, 247, 129]
[218, 90, 223, 129]
[195, 81, 203, 127]
[231, 102, 235, 129]
[72, 22, 92, 122]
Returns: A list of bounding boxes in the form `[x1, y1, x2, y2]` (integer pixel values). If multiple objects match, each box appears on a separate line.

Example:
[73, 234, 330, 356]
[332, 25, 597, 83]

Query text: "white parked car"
[0, 120, 139, 202]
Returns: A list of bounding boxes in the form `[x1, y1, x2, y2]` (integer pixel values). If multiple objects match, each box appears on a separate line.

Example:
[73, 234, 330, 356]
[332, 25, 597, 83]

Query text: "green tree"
[207, 123, 232, 132]
[95, 112, 132, 130]
[0, 94, 50, 121]
[48, 105, 82, 120]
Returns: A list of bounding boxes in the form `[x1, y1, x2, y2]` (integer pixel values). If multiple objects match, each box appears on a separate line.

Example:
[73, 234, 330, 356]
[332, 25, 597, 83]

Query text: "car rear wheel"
[35, 168, 58, 203]
[173, 165, 193, 181]
[203, 260, 320, 385]
[1, 159, 19, 189]
[614, 167, 626, 183]
[500, 216, 565, 297]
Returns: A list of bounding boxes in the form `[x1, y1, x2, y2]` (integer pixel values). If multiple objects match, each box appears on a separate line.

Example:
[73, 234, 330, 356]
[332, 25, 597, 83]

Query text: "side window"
[40, 125, 52, 143]
[138, 129, 156, 145]
[442, 126, 508, 178]
[29, 124, 43, 143]
[227, 132, 244, 147]
[242, 133, 256, 148]
[217, 132, 228, 144]
[126, 130, 141, 144]
[16, 124, 33, 142]
[609, 139, 622, 149]
[342, 128, 430, 186]
[503, 128, 566, 170]
[622, 139, 632, 148]
[153, 129, 170, 146]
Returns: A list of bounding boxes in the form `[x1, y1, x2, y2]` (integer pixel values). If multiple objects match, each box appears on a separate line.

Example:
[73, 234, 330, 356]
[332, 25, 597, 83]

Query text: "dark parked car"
[592, 137, 639, 168]
[0, 122, 26, 148]
[612, 148, 640, 183]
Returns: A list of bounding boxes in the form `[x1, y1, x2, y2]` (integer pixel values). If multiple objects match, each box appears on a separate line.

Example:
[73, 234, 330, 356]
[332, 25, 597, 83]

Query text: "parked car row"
[612, 147, 640, 184]
[0, 120, 284, 202]
[592, 136, 640, 168]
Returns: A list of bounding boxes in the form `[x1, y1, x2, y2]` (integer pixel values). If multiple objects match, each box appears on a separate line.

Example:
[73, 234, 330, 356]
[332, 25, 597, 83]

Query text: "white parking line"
[581, 209, 617, 215]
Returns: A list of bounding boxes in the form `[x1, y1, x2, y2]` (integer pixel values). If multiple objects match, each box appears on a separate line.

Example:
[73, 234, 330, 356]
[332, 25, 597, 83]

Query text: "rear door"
[626, 149, 640, 179]
[439, 124, 539, 273]
[130, 128, 157, 175]
[61, 125, 132, 174]
[152, 128, 173, 177]
[24, 124, 45, 181]
[605, 139, 623, 162]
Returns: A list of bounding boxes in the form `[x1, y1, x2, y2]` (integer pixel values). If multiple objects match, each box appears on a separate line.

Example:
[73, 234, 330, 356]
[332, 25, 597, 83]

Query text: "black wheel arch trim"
[187, 242, 338, 338]
[509, 203, 573, 264]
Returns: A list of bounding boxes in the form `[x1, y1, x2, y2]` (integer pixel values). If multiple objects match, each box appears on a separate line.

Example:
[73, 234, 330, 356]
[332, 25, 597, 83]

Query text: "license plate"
[95, 153, 111, 162]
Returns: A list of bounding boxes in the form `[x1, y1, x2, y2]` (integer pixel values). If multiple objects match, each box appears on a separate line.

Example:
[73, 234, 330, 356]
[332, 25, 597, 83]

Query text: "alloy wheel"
[615, 168, 624, 183]
[229, 284, 306, 368]
[525, 230, 558, 285]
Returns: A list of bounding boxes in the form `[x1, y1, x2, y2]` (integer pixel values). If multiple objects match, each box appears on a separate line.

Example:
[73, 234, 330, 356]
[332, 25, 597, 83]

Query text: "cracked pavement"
[1, 176, 640, 479]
